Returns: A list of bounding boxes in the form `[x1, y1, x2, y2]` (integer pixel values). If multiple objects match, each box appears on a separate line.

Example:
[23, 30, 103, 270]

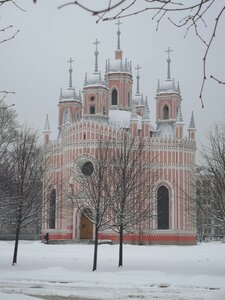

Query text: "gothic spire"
[67, 57, 74, 89]
[93, 38, 100, 73]
[176, 103, 184, 123]
[131, 100, 137, 120]
[44, 114, 50, 132]
[143, 97, 150, 120]
[135, 65, 141, 95]
[189, 111, 196, 129]
[165, 47, 173, 80]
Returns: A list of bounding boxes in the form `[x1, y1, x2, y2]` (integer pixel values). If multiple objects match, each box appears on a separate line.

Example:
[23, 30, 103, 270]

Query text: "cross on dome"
[135, 65, 141, 95]
[93, 38, 100, 73]
[115, 20, 122, 50]
[67, 57, 74, 89]
[165, 47, 173, 80]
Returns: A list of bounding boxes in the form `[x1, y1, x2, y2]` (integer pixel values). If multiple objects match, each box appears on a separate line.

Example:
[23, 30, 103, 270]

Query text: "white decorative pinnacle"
[130, 100, 138, 120]
[143, 97, 150, 120]
[189, 111, 196, 129]
[44, 114, 51, 132]
[176, 103, 184, 124]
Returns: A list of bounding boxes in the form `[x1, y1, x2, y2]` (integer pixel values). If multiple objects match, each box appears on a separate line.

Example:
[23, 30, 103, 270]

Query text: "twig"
[58, 0, 126, 15]
[0, 29, 20, 44]
[199, 6, 225, 108]
[210, 75, 225, 85]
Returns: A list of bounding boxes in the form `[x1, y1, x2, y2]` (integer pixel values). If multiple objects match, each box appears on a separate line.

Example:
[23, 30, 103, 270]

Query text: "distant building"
[42, 23, 197, 245]
[196, 167, 224, 241]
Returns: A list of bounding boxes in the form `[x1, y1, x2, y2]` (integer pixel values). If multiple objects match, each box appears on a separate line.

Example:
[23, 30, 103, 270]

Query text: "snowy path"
[0, 241, 225, 299]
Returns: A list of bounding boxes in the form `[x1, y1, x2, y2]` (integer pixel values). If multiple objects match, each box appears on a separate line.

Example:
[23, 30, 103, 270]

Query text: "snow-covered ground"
[0, 241, 225, 300]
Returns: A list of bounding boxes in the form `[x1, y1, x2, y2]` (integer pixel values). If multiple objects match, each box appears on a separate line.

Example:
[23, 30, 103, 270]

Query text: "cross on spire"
[67, 57, 74, 88]
[135, 64, 141, 95]
[165, 47, 173, 80]
[115, 20, 123, 50]
[93, 38, 100, 73]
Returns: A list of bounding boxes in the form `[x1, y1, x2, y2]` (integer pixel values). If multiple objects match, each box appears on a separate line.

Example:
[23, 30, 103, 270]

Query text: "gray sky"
[1, 0, 225, 161]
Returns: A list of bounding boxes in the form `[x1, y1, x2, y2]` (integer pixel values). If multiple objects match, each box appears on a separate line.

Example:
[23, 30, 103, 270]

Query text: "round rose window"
[81, 161, 94, 176]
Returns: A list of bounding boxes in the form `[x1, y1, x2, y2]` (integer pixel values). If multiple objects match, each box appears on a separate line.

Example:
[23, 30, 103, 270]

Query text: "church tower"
[105, 21, 132, 110]
[58, 58, 82, 129]
[82, 39, 109, 121]
[155, 48, 182, 137]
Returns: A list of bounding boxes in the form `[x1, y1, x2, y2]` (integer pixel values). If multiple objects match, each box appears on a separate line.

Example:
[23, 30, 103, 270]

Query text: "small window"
[90, 105, 95, 114]
[112, 89, 118, 105]
[128, 91, 131, 107]
[103, 106, 106, 115]
[83, 133, 86, 140]
[90, 96, 95, 101]
[163, 105, 169, 119]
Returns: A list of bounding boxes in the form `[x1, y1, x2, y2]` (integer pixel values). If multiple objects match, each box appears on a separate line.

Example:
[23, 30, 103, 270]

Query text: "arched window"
[112, 89, 118, 105]
[90, 105, 95, 114]
[157, 185, 169, 229]
[49, 189, 56, 229]
[163, 105, 169, 119]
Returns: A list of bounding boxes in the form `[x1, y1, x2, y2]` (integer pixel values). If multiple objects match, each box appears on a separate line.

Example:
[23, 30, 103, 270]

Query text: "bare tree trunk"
[12, 226, 20, 265]
[92, 224, 99, 271]
[118, 223, 123, 267]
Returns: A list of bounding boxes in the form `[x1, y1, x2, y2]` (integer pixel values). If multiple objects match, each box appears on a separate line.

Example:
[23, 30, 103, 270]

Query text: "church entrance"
[80, 210, 93, 240]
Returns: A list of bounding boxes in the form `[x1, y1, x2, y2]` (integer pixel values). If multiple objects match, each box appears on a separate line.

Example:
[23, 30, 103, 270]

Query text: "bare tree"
[0, 126, 45, 265]
[58, 0, 225, 107]
[196, 121, 225, 239]
[70, 140, 113, 271]
[109, 132, 157, 267]
[0, 97, 17, 163]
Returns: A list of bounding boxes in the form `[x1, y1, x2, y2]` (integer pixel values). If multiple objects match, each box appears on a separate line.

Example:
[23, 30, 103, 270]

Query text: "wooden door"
[80, 213, 93, 239]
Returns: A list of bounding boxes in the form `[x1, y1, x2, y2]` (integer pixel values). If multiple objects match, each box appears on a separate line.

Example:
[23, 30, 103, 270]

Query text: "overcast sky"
[1, 0, 225, 161]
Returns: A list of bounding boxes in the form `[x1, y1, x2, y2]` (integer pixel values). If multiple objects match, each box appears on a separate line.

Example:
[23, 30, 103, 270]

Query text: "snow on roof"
[109, 109, 142, 129]
[156, 122, 175, 138]
[158, 79, 178, 94]
[60, 88, 80, 102]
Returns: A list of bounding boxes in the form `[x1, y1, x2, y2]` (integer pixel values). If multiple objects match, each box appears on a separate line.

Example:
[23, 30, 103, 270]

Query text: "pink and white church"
[42, 23, 197, 245]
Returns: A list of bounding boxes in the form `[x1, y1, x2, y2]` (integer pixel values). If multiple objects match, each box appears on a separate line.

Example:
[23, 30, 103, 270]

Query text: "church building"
[42, 23, 197, 245]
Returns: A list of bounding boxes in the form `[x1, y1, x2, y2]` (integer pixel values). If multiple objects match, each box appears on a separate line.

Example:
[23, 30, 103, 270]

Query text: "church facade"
[42, 24, 197, 245]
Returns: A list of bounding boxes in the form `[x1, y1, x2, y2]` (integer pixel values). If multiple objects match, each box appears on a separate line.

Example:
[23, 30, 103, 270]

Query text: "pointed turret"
[188, 111, 197, 141]
[143, 97, 150, 120]
[130, 101, 138, 135]
[142, 98, 151, 138]
[43, 114, 51, 145]
[175, 103, 184, 139]
[189, 111, 196, 129]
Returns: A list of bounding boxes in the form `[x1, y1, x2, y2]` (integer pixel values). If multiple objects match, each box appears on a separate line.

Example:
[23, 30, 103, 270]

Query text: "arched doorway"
[157, 185, 169, 229]
[80, 210, 93, 239]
